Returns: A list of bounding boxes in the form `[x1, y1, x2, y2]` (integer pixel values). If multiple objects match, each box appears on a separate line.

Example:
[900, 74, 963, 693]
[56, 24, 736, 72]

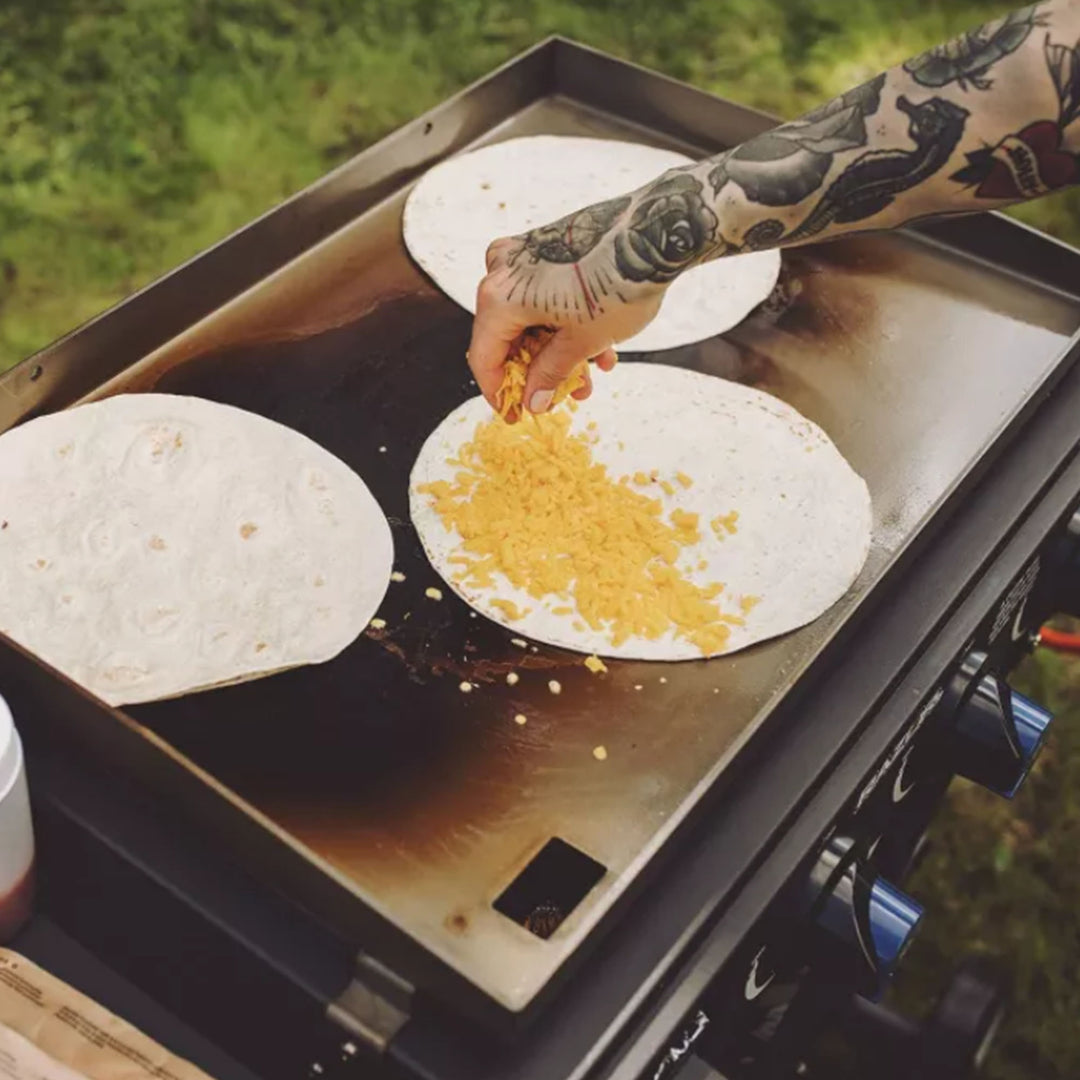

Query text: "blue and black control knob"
[950, 651, 1052, 798]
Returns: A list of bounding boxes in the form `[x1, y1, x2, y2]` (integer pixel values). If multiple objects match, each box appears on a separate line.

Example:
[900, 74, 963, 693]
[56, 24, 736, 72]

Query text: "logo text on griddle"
[855, 687, 944, 813]
[990, 557, 1041, 643]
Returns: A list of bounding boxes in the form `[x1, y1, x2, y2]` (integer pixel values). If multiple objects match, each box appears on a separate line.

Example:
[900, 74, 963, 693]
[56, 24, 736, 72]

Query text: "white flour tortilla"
[0, 394, 393, 706]
[402, 135, 781, 353]
[411, 364, 871, 660]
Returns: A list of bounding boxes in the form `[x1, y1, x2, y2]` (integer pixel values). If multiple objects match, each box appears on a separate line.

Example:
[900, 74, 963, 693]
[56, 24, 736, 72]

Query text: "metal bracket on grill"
[326, 954, 414, 1056]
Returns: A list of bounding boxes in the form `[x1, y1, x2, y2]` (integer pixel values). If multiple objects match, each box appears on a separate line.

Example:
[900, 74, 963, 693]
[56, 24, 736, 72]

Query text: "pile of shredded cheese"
[417, 409, 747, 654]
[496, 348, 589, 421]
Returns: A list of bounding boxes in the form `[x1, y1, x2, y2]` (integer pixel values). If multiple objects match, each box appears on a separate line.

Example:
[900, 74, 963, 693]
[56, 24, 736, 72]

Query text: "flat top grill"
[6, 46, 1080, 1018]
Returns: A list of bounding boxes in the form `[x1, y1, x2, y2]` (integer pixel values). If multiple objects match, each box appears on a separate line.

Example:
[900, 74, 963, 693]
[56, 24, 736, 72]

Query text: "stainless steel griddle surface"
[14, 57, 1080, 1014]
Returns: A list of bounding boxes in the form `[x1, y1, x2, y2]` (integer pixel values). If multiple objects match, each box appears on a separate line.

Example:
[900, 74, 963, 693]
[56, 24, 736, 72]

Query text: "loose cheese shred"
[496, 348, 587, 420]
[416, 410, 739, 654]
[711, 511, 739, 538]
[584, 654, 608, 674]
[675, 471, 693, 489]
[490, 598, 530, 621]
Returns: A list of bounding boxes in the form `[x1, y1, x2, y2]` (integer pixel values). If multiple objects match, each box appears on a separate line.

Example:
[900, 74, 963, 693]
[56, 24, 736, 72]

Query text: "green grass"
[0, 0, 1058, 373]
[3, 3, 1080, 1076]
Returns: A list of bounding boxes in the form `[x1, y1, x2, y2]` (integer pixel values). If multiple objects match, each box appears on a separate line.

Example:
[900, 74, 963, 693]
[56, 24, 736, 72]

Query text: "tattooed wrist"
[613, 170, 719, 283]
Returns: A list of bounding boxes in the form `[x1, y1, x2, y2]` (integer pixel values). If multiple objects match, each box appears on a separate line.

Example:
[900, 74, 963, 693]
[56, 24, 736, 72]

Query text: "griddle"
[1, 38, 1079, 1031]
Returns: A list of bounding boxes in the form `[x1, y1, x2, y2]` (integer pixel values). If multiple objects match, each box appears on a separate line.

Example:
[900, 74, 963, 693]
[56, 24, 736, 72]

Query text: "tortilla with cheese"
[410, 363, 871, 660]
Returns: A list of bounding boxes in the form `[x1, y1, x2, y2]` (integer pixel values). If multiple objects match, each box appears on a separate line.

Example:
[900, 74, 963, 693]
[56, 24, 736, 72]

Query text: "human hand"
[467, 212, 667, 416]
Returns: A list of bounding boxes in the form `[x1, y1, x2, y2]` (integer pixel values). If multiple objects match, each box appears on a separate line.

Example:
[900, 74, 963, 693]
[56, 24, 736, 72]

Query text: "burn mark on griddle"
[445, 912, 470, 935]
[753, 243, 896, 347]
[119, 293, 603, 823]
[367, 623, 571, 686]
[795, 234, 911, 277]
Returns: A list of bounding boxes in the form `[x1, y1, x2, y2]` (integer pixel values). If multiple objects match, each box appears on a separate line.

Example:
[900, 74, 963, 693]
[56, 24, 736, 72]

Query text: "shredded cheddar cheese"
[496, 348, 588, 420]
[710, 511, 739, 539]
[416, 410, 739, 655]
[490, 598, 529, 621]
[584, 655, 608, 674]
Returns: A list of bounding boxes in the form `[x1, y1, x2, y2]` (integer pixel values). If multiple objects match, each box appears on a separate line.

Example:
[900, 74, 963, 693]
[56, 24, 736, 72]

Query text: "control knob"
[950, 651, 1052, 798]
[811, 836, 923, 980]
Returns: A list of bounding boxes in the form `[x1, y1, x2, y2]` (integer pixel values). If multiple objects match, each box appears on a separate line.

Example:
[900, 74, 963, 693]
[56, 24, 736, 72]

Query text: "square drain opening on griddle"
[494, 837, 606, 940]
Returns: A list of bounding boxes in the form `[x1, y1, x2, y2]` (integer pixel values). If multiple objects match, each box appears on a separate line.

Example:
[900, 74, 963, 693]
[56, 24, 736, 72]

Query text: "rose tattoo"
[613, 173, 718, 283]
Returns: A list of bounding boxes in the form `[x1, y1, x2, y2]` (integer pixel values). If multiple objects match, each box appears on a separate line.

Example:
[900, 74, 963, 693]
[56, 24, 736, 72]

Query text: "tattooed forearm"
[707, 74, 885, 206]
[503, 1, 1080, 320]
[784, 95, 969, 242]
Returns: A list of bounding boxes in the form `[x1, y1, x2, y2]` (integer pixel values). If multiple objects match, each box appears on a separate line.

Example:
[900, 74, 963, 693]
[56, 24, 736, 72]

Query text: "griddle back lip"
[4, 36, 1080, 1035]
[0, 35, 562, 432]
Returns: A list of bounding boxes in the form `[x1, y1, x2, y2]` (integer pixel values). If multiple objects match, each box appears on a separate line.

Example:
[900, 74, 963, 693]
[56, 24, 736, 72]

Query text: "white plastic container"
[0, 694, 33, 941]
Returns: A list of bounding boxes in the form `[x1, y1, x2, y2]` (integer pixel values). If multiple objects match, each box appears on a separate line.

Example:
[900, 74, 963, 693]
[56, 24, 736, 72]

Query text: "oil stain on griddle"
[122, 293, 639, 822]
[121, 244, 882, 824]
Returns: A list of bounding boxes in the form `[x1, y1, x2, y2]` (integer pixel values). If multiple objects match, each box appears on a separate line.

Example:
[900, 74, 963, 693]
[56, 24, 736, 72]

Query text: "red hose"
[1040, 625, 1080, 653]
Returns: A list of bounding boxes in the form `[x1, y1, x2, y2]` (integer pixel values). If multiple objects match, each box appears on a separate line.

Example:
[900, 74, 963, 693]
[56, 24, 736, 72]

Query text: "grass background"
[1, 2, 1079, 1077]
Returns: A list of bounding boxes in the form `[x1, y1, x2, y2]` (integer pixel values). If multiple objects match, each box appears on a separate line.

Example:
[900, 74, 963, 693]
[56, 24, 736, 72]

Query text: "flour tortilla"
[402, 135, 781, 353]
[410, 364, 871, 660]
[0, 394, 393, 706]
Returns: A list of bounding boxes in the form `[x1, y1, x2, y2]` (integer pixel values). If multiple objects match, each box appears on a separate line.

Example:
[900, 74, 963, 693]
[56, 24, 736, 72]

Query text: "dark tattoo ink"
[784, 95, 969, 242]
[952, 31, 1080, 199]
[740, 219, 786, 251]
[1047, 31, 1080, 125]
[903, 5, 1046, 91]
[613, 172, 718, 283]
[708, 74, 885, 206]
[517, 196, 631, 264]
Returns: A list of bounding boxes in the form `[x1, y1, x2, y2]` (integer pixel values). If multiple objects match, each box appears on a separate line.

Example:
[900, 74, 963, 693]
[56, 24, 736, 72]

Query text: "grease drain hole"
[493, 837, 606, 940]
